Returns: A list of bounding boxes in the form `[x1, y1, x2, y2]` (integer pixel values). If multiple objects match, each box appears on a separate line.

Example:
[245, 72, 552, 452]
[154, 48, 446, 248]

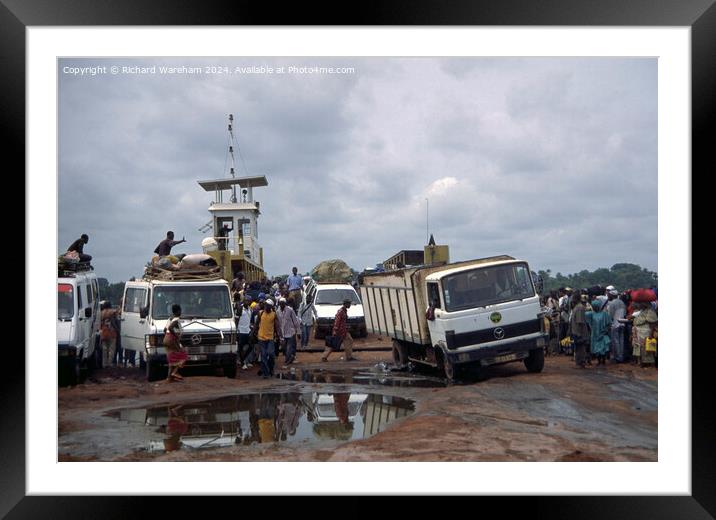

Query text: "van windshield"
[442, 263, 535, 312]
[152, 285, 233, 320]
[315, 289, 361, 305]
[58, 283, 74, 319]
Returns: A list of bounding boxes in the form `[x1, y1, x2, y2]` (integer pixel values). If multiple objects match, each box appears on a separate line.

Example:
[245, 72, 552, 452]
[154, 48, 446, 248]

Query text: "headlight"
[147, 334, 164, 347]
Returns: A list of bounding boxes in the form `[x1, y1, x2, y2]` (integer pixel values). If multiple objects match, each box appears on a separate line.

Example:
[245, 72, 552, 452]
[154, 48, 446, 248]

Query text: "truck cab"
[121, 277, 237, 381]
[424, 259, 547, 378]
[57, 266, 100, 385]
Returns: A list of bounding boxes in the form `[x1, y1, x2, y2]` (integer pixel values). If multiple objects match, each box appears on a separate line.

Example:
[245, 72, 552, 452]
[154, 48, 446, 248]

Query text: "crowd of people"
[542, 285, 658, 369]
[228, 267, 355, 380]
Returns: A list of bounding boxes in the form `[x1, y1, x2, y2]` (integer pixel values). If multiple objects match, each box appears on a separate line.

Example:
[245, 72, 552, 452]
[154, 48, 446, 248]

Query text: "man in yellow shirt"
[252, 299, 281, 379]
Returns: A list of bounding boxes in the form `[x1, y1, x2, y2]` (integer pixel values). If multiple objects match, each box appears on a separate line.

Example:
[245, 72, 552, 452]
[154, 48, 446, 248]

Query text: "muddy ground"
[58, 336, 657, 462]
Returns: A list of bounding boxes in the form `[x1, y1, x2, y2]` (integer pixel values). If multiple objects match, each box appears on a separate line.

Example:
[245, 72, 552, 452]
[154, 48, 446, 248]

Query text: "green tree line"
[98, 279, 126, 305]
[537, 263, 657, 293]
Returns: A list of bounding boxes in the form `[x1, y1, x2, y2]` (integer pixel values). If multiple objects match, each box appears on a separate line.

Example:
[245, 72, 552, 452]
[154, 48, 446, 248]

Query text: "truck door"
[121, 285, 149, 353]
[75, 283, 90, 357]
[426, 282, 445, 345]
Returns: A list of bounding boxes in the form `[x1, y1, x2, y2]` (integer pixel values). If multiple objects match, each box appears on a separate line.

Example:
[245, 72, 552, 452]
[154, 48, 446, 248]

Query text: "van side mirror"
[84, 307, 92, 318]
[139, 306, 149, 319]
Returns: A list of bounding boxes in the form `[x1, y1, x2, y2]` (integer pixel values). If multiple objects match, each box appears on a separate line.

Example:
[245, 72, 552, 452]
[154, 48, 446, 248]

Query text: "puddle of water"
[275, 367, 447, 388]
[108, 392, 415, 454]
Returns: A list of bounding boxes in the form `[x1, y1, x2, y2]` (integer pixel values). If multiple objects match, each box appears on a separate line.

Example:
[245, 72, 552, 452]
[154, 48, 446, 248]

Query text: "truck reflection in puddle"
[110, 392, 415, 453]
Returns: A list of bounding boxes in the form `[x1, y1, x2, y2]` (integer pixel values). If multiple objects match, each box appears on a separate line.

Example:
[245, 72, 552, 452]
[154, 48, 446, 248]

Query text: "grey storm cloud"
[58, 57, 657, 283]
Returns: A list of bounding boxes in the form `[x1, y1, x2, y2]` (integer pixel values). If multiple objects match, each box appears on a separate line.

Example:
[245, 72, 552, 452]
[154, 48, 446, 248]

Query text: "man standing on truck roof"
[321, 299, 356, 362]
[67, 234, 92, 263]
[287, 267, 303, 312]
[154, 231, 186, 257]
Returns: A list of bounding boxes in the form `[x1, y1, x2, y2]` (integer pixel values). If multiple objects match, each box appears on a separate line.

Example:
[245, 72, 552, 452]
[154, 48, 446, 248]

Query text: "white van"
[310, 283, 367, 339]
[57, 264, 100, 385]
[121, 276, 237, 381]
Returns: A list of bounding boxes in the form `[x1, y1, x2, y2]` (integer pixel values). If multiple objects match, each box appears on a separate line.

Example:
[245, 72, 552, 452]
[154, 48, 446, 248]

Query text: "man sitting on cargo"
[154, 231, 186, 257]
[67, 234, 92, 263]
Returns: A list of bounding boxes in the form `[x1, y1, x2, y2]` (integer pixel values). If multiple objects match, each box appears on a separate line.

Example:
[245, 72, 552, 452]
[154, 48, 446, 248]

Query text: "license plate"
[494, 353, 518, 363]
[188, 355, 207, 361]
[458, 353, 471, 362]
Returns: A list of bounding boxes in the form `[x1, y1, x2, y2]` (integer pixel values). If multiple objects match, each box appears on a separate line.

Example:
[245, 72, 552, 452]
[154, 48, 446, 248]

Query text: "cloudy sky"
[58, 57, 657, 283]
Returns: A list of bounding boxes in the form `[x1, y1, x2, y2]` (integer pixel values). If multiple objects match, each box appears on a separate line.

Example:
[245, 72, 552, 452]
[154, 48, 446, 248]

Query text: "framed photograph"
[6, 0, 708, 515]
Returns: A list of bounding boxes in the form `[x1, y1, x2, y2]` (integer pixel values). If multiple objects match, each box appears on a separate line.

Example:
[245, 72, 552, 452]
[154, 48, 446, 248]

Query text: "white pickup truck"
[359, 255, 547, 382]
[121, 274, 237, 381]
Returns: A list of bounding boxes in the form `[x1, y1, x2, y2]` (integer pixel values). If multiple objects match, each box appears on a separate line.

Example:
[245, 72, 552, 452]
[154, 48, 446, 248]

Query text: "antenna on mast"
[227, 114, 237, 202]
[426, 198, 429, 244]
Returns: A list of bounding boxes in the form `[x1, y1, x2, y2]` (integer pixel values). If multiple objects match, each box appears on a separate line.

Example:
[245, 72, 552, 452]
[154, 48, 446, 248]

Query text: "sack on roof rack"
[143, 264, 223, 281]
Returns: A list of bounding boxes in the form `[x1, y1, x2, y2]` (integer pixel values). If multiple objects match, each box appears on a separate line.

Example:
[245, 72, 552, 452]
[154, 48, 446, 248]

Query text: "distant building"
[384, 250, 425, 270]
[383, 235, 450, 271]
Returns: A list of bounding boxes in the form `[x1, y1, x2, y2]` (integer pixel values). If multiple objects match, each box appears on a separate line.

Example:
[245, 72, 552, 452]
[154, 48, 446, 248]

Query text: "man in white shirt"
[236, 296, 255, 370]
[297, 295, 315, 350]
[276, 297, 301, 365]
[606, 289, 627, 362]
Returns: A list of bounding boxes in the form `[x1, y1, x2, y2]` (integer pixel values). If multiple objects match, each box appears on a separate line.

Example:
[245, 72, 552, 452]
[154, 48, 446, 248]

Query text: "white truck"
[120, 269, 237, 381]
[359, 255, 547, 382]
[57, 262, 101, 386]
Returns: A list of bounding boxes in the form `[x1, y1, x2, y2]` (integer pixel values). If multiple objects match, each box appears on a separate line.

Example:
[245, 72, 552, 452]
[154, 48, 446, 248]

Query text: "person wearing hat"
[322, 298, 356, 362]
[251, 298, 281, 378]
[277, 297, 301, 366]
[606, 288, 627, 362]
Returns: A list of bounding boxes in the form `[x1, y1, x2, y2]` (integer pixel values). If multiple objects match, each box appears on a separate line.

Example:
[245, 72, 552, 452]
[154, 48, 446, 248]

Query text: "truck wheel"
[392, 340, 408, 369]
[436, 350, 459, 382]
[79, 358, 88, 383]
[66, 358, 81, 386]
[524, 348, 545, 373]
[146, 357, 165, 382]
[224, 363, 237, 379]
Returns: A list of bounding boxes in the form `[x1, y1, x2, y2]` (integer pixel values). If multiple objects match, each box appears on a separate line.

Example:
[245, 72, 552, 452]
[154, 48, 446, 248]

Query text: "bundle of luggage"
[311, 259, 353, 283]
[58, 251, 91, 274]
[629, 288, 657, 303]
[146, 253, 221, 280]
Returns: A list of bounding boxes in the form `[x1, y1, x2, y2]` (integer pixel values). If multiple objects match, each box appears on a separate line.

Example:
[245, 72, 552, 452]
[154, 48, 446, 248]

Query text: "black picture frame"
[4, 0, 708, 516]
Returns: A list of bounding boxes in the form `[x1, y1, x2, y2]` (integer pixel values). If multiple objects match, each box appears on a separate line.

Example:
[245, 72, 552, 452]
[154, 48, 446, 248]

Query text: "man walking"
[277, 297, 301, 365]
[286, 267, 303, 312]
[252, 299, 280, 379]
[67, 234, 92, 263]
[322, 299, 356, 362]
[154, 231, 186, 257]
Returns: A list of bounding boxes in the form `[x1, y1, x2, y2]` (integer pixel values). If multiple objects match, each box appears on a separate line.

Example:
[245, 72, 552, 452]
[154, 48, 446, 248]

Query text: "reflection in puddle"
[110, 392, 415, 453]
[275, 368, 447, 388]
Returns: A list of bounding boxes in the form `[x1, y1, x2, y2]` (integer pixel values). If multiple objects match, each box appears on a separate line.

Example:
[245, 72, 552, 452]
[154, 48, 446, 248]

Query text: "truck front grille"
[446, 319, 541, 349]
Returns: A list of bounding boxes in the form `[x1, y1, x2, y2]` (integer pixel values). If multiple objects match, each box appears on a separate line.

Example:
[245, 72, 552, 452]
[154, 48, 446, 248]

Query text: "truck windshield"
[58, 283, 74, 319]
[152, 285, 233, 320]
[315, 289, 361, 305]
[441, 263, 535, 312]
